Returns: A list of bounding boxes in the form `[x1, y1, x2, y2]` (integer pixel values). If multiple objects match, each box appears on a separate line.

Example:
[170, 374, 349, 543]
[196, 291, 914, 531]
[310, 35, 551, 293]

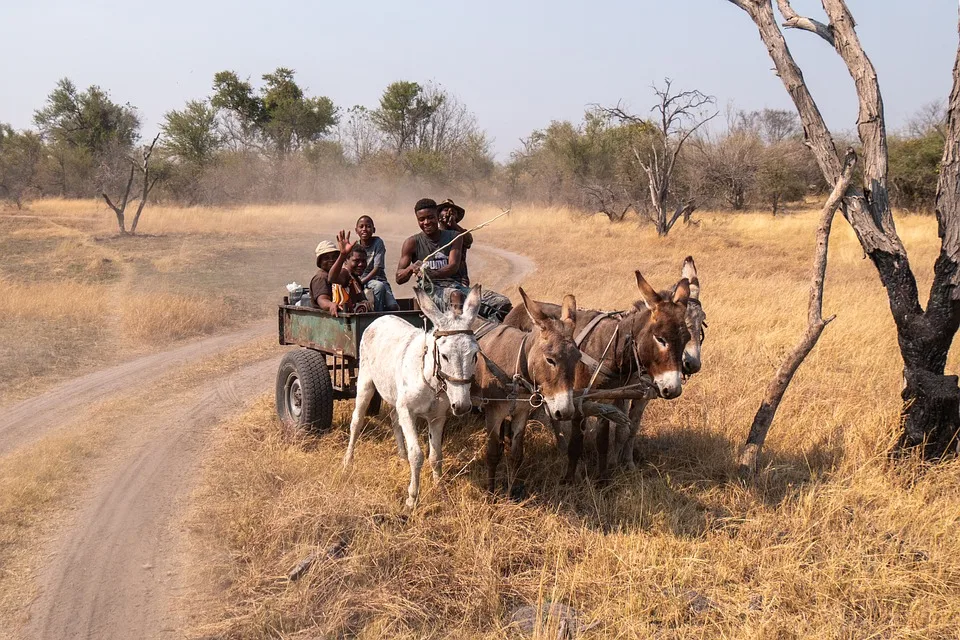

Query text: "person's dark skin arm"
[328, 229, 354, 288]
[422, 238, 463, 281]
[450, 222, 473, 249]
[396, 236, 421, 284]
[441, 209, 472, 248]
[316, 294, 338, 316]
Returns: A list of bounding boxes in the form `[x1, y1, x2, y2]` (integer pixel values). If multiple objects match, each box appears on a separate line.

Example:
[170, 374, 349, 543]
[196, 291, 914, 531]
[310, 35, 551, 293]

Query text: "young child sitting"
[310, 233, 367, 316]
[328, 230, 370, 314]
[355, 215, 400, 311]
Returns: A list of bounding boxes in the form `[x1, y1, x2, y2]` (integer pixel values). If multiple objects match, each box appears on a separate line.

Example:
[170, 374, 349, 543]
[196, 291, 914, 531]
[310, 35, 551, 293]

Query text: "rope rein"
[416, 208, 511, 294]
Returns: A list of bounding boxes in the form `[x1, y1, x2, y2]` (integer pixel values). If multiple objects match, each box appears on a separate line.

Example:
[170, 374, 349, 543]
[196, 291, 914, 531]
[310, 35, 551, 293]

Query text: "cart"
[275, 298, 428, 433]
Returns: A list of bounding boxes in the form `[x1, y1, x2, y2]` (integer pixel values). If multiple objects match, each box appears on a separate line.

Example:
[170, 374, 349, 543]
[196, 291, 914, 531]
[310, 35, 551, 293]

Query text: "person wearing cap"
[437, 198, 513, 320]
[310, 239, 341, 314]
[437, 199, 473, 286]
[397, 198, 513, 321]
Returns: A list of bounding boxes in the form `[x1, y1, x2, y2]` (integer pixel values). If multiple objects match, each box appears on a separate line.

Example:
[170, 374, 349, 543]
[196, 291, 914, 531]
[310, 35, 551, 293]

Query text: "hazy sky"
[1, 1, 956, 158]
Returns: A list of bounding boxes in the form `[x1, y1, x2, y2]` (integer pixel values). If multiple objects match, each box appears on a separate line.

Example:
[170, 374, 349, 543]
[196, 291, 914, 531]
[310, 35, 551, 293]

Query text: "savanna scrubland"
[156, 203, 960, 639]
[2, 9, 958, 638]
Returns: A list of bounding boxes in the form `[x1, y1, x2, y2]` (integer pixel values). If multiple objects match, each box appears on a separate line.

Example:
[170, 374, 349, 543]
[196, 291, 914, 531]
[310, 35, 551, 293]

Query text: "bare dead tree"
[580, 181, 633, 222]
[739, 148, 857, 476]
[102, 133, 161, 235]
[602, 79, 718, 236]
[725, 0, 960, 467]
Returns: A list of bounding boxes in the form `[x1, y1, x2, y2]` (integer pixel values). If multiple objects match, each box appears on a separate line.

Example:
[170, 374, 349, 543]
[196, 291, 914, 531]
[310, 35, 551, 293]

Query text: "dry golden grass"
[188, 206, 960, 639]
[119, 293, 233, 343]
[0, 198, 402, 404]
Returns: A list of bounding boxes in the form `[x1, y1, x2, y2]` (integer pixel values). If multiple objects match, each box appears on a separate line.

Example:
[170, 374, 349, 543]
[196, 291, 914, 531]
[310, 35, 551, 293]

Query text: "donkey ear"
[560, 294, 577, 336]
[414, 287, 445, 326]
[672, 278, 690, 306]
[519, 287, 548, 328]
[633, 270, 661, 312]
[461, 284, 482, 323]
[682, 256, 700, 300]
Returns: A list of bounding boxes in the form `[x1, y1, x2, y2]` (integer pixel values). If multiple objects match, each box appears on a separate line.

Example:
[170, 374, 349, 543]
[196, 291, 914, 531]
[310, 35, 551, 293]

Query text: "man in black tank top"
[397, 197, 466, 286]
[397, 198, 512, 320]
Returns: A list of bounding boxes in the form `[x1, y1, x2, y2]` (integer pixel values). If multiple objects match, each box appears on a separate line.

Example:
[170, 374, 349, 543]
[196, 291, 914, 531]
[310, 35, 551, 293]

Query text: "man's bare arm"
[396, 236, 420, 284]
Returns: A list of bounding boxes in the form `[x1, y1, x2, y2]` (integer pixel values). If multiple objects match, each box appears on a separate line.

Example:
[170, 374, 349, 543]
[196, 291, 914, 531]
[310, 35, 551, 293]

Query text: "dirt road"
[11, 242, 533, 640]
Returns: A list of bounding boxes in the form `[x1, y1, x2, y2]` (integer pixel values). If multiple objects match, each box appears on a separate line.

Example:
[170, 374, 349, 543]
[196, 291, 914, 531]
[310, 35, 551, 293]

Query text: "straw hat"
[315, 240, 338, 257]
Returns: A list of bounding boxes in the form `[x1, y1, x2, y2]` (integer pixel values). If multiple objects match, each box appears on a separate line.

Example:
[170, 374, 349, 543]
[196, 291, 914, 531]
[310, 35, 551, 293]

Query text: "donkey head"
[520, 287, 581, 421]
[679, 256, 705, 377]
[631, 270, 691, 400]
[415, 285, 482, 416]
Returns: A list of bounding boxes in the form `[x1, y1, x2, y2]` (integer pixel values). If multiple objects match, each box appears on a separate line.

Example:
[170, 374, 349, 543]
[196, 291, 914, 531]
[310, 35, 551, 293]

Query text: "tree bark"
[726, 0, 960, 459]
[102, 164, 136, 235]
[739, 148, 856, 476]
[129, 133, 161, 235]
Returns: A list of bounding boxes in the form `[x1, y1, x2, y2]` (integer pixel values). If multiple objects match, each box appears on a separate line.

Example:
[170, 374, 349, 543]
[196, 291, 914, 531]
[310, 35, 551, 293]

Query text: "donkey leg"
[608, 399, 630, 472]
[396, 407, 424, 509]
[427, 414, 446, 481]
[564, 411, 585, 484]
[390, 410, 406, 459]
[507, 409, 530, 499]
[344, 375, 376, 468]
[484, 410, 505, 494]
[622, 398, 651, 471]
[596, 419, 611, 485]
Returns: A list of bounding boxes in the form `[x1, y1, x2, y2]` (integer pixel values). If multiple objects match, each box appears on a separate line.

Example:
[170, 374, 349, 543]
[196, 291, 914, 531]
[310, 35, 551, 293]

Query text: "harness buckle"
[528, 392, 544, 408]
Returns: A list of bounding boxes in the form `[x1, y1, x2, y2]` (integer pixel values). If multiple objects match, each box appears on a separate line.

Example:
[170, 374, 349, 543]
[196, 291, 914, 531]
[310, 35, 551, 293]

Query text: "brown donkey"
[502, 269, 691, 481]
[473, 288, 580, 495]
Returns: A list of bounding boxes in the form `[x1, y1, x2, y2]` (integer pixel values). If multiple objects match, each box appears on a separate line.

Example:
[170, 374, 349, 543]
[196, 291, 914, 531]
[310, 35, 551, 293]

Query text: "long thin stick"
[420, 208, 512, 265]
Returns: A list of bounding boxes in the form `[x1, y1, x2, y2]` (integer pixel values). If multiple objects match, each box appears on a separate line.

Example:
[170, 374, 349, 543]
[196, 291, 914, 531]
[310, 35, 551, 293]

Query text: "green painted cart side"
[278, 300, 426, 359]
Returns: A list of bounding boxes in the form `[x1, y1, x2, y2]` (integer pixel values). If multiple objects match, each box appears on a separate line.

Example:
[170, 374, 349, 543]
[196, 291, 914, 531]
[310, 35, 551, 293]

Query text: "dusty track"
[0, 322, 272, 458]
[27, 357, 280, 640]
[12, 241, 533, 640]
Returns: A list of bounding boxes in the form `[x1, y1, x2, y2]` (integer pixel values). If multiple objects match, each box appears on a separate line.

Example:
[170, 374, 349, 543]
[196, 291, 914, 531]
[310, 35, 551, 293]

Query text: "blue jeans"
[365, 279, 398, 311]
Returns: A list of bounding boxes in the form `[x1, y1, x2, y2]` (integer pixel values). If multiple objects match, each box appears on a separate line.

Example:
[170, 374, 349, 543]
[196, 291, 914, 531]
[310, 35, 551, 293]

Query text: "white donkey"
[344, 286, 482, 508]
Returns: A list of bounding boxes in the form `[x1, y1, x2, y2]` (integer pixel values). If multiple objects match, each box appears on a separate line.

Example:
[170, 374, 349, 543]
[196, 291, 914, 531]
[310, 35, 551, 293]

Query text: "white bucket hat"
[315, 240, 338, 257]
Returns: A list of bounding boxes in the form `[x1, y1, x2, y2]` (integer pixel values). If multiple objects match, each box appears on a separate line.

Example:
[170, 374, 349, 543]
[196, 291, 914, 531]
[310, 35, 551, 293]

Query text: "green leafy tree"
[372, 81, 438, 154]
[33, 78, 139, 155]
[211, 68, 338, 155]
[0, 124, 43, 207]
[888, 133, 944, 211]
[161, 100, 224, 167]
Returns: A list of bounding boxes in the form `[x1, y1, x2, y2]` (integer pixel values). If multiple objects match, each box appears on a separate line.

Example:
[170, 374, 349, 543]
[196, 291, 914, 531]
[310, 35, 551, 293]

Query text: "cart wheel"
[276, 349, 334, 434]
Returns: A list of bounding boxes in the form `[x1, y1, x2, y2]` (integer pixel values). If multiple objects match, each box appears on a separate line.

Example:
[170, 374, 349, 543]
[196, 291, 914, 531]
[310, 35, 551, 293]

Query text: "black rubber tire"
[276, 349, 334, 435]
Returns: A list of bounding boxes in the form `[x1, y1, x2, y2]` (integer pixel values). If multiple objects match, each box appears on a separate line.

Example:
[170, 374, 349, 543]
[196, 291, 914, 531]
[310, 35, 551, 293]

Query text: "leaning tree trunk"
[739, 149, 856, 475]
[727, 0, 960, 459]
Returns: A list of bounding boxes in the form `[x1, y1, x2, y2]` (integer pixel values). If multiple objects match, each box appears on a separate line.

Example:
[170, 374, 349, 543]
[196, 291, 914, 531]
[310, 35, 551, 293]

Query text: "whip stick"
[419, 208, 512, 266]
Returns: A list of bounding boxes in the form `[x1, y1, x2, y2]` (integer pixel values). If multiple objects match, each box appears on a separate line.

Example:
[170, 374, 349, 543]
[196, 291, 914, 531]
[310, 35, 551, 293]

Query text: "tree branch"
[739, 147, 857, 477]
[776, 0, 835, 46]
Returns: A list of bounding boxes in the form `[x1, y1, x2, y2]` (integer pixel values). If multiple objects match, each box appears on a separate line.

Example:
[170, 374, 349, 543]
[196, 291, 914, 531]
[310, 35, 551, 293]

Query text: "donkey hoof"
[404, 496, 417, 510]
